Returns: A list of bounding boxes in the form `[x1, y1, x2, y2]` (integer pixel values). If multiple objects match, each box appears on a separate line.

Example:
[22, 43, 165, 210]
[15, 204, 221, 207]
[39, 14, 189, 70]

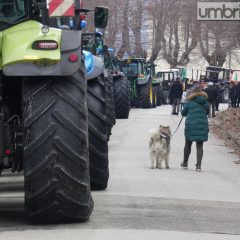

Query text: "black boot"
[196, 142, 203, 172]
[195, 163, 201, 171]
[181, 162, 188, 169]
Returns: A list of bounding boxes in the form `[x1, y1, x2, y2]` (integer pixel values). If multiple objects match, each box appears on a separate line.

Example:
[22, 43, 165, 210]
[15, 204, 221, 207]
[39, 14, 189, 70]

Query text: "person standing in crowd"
[214, 83, 221, 111]
[229, 81, 237, 108]
[204, 82, 218, 118]
[168, 78, 183, 115]
[236, 81, 240, 107]
[181, 84, 209, 172]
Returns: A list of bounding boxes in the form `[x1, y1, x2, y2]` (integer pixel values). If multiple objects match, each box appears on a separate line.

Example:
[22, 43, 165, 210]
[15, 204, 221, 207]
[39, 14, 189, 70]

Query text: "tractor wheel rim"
[150, 83, 153, 104]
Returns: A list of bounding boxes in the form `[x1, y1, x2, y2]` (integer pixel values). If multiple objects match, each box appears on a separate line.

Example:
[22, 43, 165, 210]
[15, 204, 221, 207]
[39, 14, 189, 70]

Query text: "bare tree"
[129, 0, 145, 57]
[84, 0, 240, 68]
[198, 22, 239, 67]
[147, 0, 166, 63]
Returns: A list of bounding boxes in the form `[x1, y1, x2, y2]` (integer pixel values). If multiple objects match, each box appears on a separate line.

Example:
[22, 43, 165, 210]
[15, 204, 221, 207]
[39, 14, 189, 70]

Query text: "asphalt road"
[0, 105, 240, 240]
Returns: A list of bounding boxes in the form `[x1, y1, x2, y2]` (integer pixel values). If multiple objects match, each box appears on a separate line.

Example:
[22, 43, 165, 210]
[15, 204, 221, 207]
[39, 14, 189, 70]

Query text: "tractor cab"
[157, 69, 180, 81]
[0, 0, 29, 29]
[204, 66, 231, 84]
[201, 66, 231, 103]
[157, 69, 180, 104]
[123, 58, 146, 79]
[157, 69, 180, 90]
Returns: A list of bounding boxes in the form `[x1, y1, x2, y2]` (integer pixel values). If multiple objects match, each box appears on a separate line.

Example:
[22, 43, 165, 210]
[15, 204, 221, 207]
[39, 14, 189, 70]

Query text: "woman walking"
[181, 84, 209, 171]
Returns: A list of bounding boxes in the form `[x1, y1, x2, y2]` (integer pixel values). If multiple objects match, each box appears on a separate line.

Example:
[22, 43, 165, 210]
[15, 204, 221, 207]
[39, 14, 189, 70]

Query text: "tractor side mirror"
[94, 7, 109, 29]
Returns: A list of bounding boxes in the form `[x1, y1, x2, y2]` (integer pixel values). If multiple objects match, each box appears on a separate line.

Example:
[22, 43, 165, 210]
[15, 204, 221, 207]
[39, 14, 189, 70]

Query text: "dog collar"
[160, 133, 171, 146]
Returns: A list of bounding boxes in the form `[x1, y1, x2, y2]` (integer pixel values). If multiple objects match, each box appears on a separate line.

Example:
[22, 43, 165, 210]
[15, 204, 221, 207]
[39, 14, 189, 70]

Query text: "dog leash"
[171, 116, 184, 138]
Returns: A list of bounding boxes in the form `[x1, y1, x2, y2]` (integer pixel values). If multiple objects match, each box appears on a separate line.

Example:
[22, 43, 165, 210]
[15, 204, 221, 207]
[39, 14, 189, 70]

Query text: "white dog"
[149, 125, 171, 169]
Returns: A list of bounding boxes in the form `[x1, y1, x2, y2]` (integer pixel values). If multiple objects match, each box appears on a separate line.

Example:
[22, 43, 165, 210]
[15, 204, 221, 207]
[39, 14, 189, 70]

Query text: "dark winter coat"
[181, 91, 209, 142]
[229, 85, 237, 99]
[215, 85, 221, 103]
[169, 81, 183, 100]
[236, 82, 240, 98]
[204, 86, 218, 102]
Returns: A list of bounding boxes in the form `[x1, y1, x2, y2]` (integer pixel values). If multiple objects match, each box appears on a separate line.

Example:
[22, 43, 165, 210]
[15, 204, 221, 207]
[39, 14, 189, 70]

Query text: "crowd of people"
[168, 79, 240, 118]
[229, 80, 240, 108]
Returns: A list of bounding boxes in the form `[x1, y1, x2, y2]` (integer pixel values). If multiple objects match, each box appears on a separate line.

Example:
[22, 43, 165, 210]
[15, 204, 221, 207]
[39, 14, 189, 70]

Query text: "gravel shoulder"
[211, 107, 240, 164]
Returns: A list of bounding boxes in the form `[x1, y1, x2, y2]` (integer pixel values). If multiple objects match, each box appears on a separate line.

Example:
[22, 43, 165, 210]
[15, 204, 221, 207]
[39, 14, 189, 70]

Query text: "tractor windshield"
[0, 0, 28, 28]
[126, 63, 138, 76]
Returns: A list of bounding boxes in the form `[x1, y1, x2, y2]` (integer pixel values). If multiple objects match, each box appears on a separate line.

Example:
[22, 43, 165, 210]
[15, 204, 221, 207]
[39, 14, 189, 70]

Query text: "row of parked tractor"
[0, 0, 169, 224]
[82, 31, 167, 115]
[2, 0, 232, 225]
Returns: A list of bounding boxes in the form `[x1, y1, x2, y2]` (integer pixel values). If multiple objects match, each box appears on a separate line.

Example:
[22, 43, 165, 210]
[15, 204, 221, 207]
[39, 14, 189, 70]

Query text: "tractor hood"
[0, 20, 61, 71]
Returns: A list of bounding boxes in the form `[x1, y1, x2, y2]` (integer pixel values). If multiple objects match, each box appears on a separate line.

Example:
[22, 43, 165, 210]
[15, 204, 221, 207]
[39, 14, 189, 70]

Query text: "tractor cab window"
[138, 62, 144, 76]
[157, 72, 163, 81]
[95, 36, 103, 55]
[218, 70, 224, 80]
[82, 35, 95, 53]
[146, 68, 150, 75]
[104, 55, 113, 70]
[165, 73, 170, 81]
[152, 67, 156, 78]
[173, 71, 179, 80]
[223, 70, 230, 80]
[206, 70, 218, 81]
[126, 63, 138, 76]
[0, 0, 28, 26]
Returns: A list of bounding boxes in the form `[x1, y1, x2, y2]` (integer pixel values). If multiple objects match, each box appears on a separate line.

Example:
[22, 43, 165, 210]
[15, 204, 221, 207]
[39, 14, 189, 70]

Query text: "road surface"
[0, 105, 240, 240]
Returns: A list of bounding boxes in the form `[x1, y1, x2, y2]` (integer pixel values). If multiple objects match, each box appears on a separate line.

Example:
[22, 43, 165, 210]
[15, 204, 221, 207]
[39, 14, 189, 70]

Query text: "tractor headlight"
[41, 25, 49, 36]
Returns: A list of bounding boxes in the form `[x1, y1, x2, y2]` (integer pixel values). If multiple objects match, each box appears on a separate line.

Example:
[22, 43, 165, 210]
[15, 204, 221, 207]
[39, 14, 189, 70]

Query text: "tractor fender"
[137, 75, 151, 85]
[83, 51, 104, 80]
[2, 21, 81, 76]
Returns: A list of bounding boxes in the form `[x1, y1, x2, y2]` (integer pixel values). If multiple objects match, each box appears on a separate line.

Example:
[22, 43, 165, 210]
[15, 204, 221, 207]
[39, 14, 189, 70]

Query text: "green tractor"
[0, 0, 108, 223]
[123, 58, 153, 108]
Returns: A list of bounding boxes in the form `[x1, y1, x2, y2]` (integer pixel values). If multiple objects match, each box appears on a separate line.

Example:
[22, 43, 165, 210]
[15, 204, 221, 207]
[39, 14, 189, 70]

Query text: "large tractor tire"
[87, 74, 109, 190]
[23, 70, 93, 223]
[109, 75, 116, 125]
[156, 86, 162, 106]
[139, 79, 153, 109]
[114, 75, 130, 119]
